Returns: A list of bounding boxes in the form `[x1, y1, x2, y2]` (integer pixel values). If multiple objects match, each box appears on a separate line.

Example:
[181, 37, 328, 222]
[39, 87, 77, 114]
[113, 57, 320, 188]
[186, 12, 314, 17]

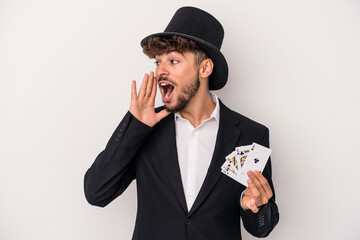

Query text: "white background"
[1, 0, 360, 239]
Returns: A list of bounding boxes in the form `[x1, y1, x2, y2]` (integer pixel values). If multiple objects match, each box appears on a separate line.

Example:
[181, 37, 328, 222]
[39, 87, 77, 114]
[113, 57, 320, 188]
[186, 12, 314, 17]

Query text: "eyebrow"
[166, 50, 184, 56]
[155, 50, 184, 59]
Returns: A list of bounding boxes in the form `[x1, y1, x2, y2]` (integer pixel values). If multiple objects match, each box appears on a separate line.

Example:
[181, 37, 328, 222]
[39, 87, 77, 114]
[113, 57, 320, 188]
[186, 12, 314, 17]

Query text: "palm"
[129, 72, 169, 127]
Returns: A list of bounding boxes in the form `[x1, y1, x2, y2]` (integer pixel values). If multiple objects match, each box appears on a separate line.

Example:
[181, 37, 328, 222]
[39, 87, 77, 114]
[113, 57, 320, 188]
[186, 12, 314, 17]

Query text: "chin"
[163, 98, 189, 113]
[163, 102, 177, 113]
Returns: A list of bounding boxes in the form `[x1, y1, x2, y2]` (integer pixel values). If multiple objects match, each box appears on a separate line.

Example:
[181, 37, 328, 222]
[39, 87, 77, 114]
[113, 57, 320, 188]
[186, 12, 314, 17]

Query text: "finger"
[247, 178, 261, 203]
[246, 198, 258, 214]
[248, 171, 267, 200]
[138, 74, 149, 98]
[145, 72, 154, 97]
[131, 80, 137, 101]
[150, 75, 157, 101]
[244, 187, 252, 197]
[254, 170, 273, 199]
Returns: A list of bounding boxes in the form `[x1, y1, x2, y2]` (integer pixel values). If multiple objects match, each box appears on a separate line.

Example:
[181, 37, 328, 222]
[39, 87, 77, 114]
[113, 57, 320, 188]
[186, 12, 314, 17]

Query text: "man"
[84, 6, 279, 240]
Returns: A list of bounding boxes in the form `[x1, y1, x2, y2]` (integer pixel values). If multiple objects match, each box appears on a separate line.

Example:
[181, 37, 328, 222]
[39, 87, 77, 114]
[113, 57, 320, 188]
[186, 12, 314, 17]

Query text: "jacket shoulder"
[221, 101, 269, 134]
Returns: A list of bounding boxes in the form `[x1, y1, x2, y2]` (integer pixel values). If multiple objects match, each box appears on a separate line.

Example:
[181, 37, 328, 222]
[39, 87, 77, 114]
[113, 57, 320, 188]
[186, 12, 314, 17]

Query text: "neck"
[179, 86, 215, 128]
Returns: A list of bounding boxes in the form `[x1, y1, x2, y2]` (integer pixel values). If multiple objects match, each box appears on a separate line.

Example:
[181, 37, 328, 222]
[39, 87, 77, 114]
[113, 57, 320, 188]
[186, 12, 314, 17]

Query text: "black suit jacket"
[84, 99, 279, 240]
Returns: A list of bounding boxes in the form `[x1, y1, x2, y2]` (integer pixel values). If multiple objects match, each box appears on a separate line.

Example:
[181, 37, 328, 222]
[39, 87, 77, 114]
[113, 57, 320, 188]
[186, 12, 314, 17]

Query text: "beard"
[163, 75, 200, 113]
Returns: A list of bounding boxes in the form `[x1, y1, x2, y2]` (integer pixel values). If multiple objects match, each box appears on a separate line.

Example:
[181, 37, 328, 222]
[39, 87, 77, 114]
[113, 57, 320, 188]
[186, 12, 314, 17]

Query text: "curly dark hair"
[142, 36, 208, 65]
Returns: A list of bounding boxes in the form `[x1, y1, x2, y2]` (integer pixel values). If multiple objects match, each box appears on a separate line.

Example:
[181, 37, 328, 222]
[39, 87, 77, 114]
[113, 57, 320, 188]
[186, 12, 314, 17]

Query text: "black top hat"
[140, 6, 228, 90]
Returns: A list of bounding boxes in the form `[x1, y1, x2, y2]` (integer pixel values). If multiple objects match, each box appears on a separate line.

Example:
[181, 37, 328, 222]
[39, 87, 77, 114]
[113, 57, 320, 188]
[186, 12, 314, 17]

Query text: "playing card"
[241, 143, 271, 175]
[235, 145, 252, 173]
[221, 143, 271, 187]
[224, 151, 239, 171]
[221, 160, 239, 182]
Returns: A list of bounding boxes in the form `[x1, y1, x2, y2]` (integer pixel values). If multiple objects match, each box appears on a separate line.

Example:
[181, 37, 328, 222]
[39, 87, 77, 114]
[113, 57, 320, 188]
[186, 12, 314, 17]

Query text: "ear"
[199, 58, 214, 79]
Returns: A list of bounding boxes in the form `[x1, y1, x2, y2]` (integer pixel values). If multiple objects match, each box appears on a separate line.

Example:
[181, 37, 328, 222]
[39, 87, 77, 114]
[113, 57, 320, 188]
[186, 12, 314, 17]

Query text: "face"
[155, 50, 200, 113]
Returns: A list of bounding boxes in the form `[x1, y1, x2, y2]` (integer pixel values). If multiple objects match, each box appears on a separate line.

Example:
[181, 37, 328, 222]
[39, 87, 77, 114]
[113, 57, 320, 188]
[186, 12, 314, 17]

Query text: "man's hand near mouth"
[129, 71, 170, 127]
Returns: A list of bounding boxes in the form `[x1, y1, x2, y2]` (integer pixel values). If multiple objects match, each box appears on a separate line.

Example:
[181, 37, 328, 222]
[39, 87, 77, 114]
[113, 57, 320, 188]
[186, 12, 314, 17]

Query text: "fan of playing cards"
[221, 143, 271, 187]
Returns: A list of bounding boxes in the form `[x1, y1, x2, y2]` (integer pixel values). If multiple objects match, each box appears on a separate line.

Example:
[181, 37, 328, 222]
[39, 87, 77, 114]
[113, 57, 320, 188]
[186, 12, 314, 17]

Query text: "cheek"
[178, 66, 197, 80]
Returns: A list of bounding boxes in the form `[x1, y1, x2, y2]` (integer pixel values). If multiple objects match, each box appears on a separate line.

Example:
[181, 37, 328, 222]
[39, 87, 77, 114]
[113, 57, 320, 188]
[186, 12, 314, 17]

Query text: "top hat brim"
[141, 32, 228, 90]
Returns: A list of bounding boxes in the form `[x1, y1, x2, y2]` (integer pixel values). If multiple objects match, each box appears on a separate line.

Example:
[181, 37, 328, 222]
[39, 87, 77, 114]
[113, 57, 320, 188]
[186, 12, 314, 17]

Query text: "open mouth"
[159, 81, 175, 102]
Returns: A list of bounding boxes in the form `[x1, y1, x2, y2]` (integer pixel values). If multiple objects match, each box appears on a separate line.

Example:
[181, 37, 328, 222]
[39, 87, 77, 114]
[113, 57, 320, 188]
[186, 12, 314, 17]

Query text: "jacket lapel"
[188, 100, 242, 216]
[155, 100, 242, 216]
[156, 114, 188, 213]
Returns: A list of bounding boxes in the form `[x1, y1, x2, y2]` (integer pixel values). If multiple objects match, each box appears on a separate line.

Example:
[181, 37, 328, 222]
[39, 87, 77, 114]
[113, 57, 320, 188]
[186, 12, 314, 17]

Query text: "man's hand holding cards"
[221, 142, 273, 213]
[221, 143, 271, 186]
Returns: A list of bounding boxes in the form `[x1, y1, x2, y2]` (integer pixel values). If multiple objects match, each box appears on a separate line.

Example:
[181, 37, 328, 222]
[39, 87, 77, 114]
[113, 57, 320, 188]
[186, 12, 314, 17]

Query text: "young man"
[84, 6, 279, 240]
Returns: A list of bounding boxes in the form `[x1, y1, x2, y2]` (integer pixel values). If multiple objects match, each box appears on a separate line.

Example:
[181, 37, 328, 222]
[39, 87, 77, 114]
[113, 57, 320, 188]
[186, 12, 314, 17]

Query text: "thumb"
[155, 109, 170, 122]
[246, 199, 258, 213]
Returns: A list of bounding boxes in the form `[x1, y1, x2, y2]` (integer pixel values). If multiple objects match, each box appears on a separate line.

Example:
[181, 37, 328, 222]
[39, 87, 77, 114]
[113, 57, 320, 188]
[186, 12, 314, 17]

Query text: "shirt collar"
[174, 92, 220, 124]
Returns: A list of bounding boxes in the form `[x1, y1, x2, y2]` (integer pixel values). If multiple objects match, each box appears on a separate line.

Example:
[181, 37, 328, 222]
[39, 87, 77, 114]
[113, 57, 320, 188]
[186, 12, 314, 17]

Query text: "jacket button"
[117, 132, 123, 137]
[122, 122, 127, 128]
[185, 218, 192, 225]
[115, 137, 120, 142]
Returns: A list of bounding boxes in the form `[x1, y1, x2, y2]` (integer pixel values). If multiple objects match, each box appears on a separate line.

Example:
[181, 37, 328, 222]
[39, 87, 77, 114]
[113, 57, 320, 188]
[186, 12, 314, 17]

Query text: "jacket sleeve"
[239, 128, 280, 237]
[83, 111, 153, 207]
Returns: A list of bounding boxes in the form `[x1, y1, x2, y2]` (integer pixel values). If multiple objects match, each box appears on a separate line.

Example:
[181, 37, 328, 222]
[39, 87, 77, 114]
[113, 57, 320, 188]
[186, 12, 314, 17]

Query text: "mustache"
[157, 76, 177, 86]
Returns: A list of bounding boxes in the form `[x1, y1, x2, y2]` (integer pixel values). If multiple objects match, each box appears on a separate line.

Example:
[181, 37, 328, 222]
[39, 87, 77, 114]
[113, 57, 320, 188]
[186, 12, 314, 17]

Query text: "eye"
[170, 60, 179, 64]
[154, 61, 160, 66]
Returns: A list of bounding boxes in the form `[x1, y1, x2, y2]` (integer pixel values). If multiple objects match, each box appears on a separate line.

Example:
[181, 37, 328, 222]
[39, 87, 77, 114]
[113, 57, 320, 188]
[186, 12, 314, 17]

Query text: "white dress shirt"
[174, 92, 220, 211]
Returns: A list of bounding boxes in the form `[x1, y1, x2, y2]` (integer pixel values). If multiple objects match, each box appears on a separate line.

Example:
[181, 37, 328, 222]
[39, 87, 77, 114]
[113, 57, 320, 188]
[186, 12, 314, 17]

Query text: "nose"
[155, 62, 169, 79]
